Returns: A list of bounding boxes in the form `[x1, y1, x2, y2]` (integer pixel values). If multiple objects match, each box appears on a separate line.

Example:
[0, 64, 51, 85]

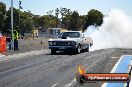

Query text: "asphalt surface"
[0, 48, 132, 87]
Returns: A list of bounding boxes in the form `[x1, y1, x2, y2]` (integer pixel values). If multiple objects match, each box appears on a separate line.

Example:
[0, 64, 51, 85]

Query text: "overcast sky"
[1, 0, 132, 16]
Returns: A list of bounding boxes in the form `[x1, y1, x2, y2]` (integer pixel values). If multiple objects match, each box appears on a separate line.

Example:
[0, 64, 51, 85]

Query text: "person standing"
[13, 30, 19, 51]
[7, 34, 12, 50]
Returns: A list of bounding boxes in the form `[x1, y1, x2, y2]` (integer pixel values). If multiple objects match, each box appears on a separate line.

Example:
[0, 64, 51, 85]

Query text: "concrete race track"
[0, 48, 132, 87]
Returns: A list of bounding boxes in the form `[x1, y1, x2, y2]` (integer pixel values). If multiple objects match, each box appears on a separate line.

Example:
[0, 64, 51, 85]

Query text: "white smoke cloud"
[84, 9, 132, 51]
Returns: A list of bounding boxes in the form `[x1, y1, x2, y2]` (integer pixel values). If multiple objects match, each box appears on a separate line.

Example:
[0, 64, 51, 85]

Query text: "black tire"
[75, 46, 81, 54]
[51, 49, 56, 54]
[85, 45, 89, 52]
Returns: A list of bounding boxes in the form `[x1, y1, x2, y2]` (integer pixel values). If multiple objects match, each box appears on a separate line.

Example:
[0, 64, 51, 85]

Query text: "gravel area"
[5, 37, 49, 56]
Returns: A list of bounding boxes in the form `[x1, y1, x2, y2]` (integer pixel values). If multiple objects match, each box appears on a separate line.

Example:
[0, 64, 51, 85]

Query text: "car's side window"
[58, 33, 62, 38]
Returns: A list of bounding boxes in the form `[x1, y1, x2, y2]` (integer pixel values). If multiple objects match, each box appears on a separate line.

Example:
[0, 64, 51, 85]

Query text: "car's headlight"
[71, 41, 76, 45]
[67, 41, 76, 45]
[53, 42, 56, 45]
[49, 42, 53, 46]
[67, 42, 71, 45]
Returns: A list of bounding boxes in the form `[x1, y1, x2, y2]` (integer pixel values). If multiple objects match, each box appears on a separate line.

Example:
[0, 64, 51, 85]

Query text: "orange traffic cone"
[0, 36, 6, 53]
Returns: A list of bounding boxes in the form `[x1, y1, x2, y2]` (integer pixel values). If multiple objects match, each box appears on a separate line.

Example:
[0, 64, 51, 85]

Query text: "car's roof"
[62, 31, 82, 33]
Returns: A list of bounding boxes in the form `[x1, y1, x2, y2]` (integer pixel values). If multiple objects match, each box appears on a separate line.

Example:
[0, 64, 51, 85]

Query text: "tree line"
[0, 2, 104, 35]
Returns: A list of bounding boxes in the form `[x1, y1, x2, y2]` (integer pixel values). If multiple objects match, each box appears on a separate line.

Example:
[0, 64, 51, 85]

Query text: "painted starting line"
[0, 54, 5, 58]
[0, 54, 5, 61]
[101, 55, 132, 87]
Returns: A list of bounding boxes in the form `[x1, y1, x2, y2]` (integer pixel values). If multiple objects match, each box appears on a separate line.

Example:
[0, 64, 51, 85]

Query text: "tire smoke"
[84, 9, 132, 51]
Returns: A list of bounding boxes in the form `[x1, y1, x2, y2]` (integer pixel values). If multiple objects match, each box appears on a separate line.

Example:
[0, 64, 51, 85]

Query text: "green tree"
[55, 8, 59, 18]
[39, 15, 50, 28]
[80, 15, 87, 30]
[20, 11, 33, 34]
[4, 8, 20, 33]
[47, 8, 72, 28]
[55, 8, 60, 27]
[60, 8, 72, 18]
[49, 18, 57, 28]
[60, 8, 72, 26]
[0, 2, 6, 33]
[21, 17, 33, 33]
[47, 10, 53, 16]
[62, 15, 71, 29]
[83, 9, 103, 31]
[68, 11, 80, 31]
[36, 15, 57, 29]
[32, 15, 40, 28]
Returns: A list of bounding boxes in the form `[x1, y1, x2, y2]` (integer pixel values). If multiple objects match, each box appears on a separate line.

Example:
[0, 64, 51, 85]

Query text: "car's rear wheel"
[85, 45, 89, 52]
[51, 49, 56, 54]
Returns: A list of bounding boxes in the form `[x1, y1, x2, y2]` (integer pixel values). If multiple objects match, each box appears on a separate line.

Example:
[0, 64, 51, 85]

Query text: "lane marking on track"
[64, 55, 121, 87]
[64, 78, 76, 87]
[0, 54, 5, 61]
[111, 57, 118, 59]
[101, 55, 124, 87]
[51, 82, 59, 87]
[67, 57, 76, 61]
[101, 55, 132, 87]
[51, 57, 77, 87]
[0, 54, 5, 58]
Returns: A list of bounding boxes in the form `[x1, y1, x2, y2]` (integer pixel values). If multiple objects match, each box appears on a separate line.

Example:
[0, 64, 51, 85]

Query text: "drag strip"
[0, 48, 131, 87]
[101, 55, 132, 87]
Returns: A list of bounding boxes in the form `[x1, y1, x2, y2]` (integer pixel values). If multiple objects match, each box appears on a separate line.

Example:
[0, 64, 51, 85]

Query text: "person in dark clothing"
[7, 35, 12, 50]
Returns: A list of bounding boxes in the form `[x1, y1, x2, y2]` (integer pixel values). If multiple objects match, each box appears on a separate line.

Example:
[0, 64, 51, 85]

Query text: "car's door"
[81, 33, 87, 49]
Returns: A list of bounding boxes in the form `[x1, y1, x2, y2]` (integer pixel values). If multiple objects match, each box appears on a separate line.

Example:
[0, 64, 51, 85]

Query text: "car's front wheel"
[75, 46, 81, 54]
[51, 49, 56, 54]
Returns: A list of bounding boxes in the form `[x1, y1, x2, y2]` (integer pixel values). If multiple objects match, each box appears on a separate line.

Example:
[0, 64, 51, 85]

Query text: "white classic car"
[48, 31, 93, 54]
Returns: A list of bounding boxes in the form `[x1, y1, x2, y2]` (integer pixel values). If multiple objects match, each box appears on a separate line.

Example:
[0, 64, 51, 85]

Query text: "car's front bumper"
[49, 46, 77, 51]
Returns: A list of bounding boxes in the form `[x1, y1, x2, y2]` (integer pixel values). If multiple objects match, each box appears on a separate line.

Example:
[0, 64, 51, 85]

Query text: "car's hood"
[49, 38, 77, 42]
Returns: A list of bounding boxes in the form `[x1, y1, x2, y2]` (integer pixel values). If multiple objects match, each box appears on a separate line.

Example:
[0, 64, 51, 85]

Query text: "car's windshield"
[60, 32, 80, 38]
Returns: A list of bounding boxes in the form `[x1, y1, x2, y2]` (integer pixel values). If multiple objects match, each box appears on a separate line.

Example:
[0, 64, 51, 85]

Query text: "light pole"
[11, 0, 14, 50]
[39, 27, 43, 44]
[19, 1, 22, 37]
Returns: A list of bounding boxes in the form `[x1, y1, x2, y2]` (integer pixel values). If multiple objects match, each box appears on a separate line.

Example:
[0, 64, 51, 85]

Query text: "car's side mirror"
[82, 33, 85, 38]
